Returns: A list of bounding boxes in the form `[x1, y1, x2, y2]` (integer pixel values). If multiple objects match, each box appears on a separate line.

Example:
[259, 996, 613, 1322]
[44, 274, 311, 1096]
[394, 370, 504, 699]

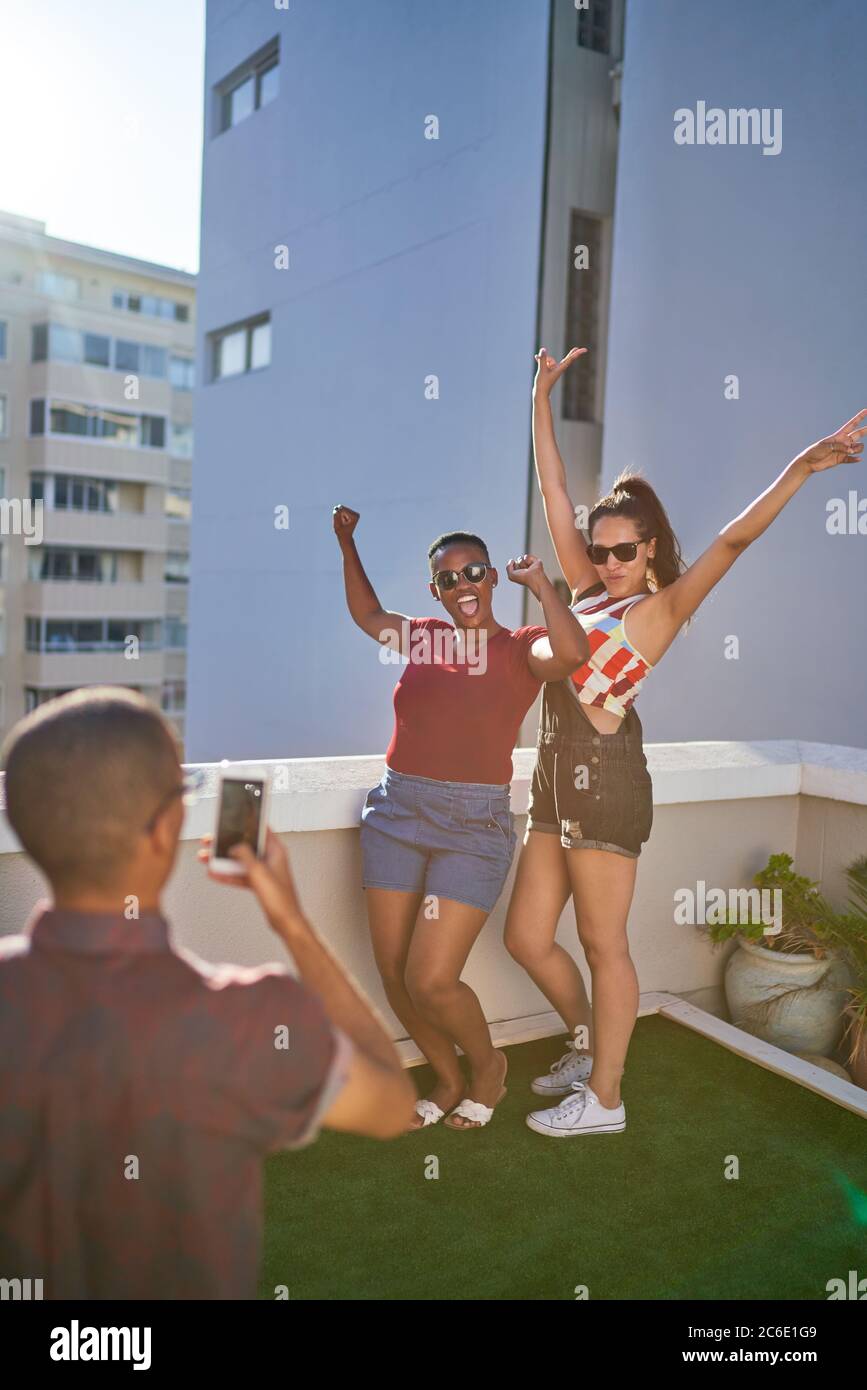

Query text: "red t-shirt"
[385, 617, 548, 785]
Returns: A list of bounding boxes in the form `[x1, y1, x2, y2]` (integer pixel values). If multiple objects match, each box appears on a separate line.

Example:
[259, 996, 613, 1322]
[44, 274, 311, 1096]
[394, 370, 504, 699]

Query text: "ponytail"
[588, 471, 685, 592]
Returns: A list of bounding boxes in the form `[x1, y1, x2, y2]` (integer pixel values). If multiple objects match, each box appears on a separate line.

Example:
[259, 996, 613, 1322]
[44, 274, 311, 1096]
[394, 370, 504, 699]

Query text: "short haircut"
[2, 688, 181, 892]
[427, 531, 491, 569]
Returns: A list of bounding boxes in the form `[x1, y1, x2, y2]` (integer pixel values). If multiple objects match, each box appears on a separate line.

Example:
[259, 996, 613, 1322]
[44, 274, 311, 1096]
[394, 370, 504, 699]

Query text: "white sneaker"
[530, 1040, 593, 1097]
[526, 1082, 626, 1138]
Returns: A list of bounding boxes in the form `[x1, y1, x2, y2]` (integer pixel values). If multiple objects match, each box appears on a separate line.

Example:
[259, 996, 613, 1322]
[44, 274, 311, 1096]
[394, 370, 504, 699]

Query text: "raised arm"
[507, 554, 590, 680]
[532, 347, 600, 599]
[332, 504, 413, 656]
[628, 409, 867, 665]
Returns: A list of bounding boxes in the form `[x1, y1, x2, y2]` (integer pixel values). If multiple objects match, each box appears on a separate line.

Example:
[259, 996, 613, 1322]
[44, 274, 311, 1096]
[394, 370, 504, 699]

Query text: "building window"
[211, 314, 271, 381]
[32, 323, 111, 368]
[0, 320, 7, 358]
[112, 289, 189, 323]
[562, 210, 603, 423]
[32, 473, 118, 514]
[169, 422, 194, 459]
[165, 486, 191, 522]
[29, 547, 119, 583]
[139, 414, 166, 449]
[111, 337, 167, 378]
[169, 355, 195, 391]
[219, 41, 279, 133]
[576, 0, 611, 55]
[0, 395, 7, 437]
[29, 398, 167, 450]
[164, 617, 188, 650]
[35, 270, 80, 300]
[26, 617, 160, 653]
[165, 551, 190, 584]
[161, 679, 187, 715]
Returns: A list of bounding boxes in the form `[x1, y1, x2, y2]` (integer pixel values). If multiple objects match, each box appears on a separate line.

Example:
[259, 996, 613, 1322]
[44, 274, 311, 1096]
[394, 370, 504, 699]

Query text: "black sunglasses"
[586, 539, 653, 565]
[431, 562, 490, 591]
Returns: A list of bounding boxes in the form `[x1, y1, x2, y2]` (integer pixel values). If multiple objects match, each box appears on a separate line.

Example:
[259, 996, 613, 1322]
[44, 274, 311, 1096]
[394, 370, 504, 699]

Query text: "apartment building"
[0, 210, 195, 747]
[188, 0, 624, 760]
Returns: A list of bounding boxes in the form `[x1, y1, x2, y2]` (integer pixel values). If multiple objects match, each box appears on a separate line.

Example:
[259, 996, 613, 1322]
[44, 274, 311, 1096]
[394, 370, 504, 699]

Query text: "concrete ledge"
[1, 739, 866, 855]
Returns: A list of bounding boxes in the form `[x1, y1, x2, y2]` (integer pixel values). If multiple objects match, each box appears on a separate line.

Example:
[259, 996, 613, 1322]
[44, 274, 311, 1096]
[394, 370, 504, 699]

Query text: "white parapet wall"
[1, 742, 866, 1047]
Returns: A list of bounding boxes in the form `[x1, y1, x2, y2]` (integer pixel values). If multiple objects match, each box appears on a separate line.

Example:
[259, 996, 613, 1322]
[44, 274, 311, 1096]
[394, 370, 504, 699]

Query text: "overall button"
[592, 737, 600, 746]
[591, 756, 599, 764]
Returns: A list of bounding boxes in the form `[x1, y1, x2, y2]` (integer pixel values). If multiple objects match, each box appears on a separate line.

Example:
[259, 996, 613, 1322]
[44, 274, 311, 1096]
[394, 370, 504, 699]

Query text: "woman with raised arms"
[333, 504, 590, 1130]
[506, 346, 865, 1140]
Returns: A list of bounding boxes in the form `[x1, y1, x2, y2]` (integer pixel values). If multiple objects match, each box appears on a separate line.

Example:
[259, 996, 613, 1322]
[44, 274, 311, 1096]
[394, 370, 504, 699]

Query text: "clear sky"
[0, 0, 205, 272]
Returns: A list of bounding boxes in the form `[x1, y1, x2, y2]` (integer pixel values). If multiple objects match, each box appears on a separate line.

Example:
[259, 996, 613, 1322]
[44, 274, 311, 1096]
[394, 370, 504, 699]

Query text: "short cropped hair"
[2, 688, 180, 892]
[427, 531, 491, 568]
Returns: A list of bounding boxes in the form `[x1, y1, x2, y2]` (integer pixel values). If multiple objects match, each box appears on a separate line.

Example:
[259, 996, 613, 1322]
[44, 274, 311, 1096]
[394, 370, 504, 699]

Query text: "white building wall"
[189, 0, 553, 760]
[600, 0, 867, 747]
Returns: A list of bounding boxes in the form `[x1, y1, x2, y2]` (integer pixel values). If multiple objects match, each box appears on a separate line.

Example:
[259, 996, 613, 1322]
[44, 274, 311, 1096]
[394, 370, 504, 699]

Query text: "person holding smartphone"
[505, 345, 865, 1140]
[333, 505, 590, 1130]
[0, 689, 416, 1300]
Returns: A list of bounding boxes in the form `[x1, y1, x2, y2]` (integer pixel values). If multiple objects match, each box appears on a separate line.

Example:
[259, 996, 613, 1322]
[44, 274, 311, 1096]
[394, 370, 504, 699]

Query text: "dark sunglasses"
[431, 562, 490, 591]
[586, 539, 652, 565]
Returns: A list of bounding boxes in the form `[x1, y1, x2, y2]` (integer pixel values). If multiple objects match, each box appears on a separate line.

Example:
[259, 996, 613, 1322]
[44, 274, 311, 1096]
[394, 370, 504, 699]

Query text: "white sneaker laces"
[552, 1081, 591, 1117]
[548, 1040, 577, 1074]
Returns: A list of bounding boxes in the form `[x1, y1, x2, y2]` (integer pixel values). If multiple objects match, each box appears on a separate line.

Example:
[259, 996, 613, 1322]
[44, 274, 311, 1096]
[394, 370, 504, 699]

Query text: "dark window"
[140, 415, 166, 449]
[115, 339, 140, 372]
[76, 552, 100, 581]
[32, 324, 48, 362]
[0, 320, 6, 358]
[218, 41, 280, 133]
[576, 0, 611, 55]
[30, 399, 46, 435]
[562, 210, 603, 423]
[84, 333, 111, 367]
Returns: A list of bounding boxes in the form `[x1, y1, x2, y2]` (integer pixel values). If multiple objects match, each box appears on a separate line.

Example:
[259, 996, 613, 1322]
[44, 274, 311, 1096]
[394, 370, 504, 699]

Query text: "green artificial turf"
[259, 1016, 867, 1300]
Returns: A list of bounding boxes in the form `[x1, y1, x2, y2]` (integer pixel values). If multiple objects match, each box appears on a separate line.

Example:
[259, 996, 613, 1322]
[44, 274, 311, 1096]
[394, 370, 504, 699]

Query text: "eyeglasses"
[143, 770, 206, 833]
[431, 562, 490, 591]
[586, 539, 653, 565]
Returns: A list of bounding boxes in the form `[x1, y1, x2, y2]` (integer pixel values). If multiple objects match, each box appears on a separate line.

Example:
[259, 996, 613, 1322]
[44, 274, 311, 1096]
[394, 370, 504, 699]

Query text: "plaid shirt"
[0, 904, 353, 1300]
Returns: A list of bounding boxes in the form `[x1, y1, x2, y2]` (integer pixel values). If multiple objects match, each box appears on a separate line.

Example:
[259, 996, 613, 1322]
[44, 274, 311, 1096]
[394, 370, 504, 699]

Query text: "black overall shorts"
[526, 678, 653, 858]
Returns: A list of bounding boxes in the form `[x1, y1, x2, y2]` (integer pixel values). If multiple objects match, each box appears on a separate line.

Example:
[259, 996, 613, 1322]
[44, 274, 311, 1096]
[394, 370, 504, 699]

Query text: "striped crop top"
[567, 585, 654, 718]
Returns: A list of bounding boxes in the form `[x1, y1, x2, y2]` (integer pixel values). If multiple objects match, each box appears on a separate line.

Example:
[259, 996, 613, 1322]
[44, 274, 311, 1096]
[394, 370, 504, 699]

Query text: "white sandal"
[444, 1052, 508, 1129]
[444, 1098, 497, 1129]
[411, 1098, 446, 1128]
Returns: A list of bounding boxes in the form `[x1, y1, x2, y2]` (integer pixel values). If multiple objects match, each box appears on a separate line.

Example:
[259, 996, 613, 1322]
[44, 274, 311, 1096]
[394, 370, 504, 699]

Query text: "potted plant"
[819, 856, 867, 1088]
[704, 854, 853, 1058]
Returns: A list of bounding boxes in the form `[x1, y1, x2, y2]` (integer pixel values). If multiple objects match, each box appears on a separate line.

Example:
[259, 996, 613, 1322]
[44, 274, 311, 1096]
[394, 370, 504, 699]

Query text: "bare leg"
[405, 898, 506, 1129]
[365, 887, 464, 1122]
[504, 830, 593, 1049]
[563, 849, 639, 1109]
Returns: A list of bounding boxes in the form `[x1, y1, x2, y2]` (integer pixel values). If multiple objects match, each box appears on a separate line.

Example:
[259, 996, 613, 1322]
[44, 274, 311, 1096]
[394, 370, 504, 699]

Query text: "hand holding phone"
[210, 766, 270, 875]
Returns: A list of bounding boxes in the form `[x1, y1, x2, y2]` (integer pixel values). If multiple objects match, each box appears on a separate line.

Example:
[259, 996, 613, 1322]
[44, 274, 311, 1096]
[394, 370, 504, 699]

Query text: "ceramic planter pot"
[724, 939, 853, 1057]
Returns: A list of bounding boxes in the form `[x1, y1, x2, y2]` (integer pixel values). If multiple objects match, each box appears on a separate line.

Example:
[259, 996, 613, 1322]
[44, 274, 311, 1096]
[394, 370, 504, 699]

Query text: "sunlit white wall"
[601, 0, 867, 747]
[188, 0, 551, 759]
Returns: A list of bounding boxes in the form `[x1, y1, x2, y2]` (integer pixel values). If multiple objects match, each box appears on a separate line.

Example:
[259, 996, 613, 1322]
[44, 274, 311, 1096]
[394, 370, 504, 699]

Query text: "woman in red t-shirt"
[333, 504, 589, 1131]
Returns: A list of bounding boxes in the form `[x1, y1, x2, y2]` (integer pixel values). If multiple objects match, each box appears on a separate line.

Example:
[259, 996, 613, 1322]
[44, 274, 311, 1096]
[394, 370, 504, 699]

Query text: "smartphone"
[210, 766, 271, 874]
